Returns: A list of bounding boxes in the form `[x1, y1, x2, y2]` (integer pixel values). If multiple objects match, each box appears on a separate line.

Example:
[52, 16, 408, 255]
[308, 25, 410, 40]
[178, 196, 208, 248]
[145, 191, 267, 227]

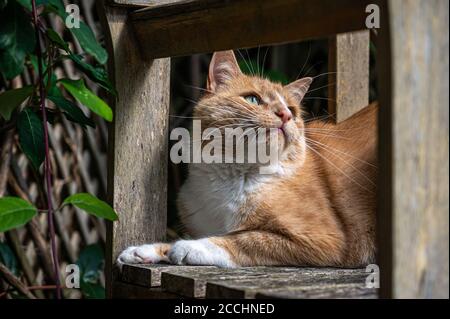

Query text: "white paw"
[168, 239, 236, 268]
[116, 244, 168, 270]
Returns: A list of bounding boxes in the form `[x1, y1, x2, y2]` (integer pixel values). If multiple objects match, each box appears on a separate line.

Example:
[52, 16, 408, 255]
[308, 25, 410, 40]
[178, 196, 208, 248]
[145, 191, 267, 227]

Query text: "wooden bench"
[114, 264, 377, 298]
[98, 0, 449, 298]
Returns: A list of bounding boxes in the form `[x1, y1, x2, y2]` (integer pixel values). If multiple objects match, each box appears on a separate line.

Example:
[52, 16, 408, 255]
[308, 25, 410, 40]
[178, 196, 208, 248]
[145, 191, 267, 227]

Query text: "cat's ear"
[207, 50, 241, 92]
[284, 77, 313, 104]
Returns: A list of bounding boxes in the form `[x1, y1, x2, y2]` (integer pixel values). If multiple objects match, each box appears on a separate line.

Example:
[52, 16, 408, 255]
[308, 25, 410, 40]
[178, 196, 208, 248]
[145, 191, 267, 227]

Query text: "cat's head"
[194, 50, 312, 169]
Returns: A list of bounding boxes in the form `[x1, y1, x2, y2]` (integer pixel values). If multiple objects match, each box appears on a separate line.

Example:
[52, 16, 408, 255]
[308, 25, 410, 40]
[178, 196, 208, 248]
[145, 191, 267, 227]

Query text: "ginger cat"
[118, 50, 377, 268]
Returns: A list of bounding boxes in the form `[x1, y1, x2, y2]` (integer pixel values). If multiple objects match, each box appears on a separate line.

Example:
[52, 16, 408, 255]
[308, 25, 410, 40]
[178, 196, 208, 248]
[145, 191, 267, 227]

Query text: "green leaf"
[17, 108, 45, 170]
[76, 244, 103, 283]
[46, 28, 69, 52]
[0, 242, 18, 276]
[28, 55, 55, 88]
[46, 0, 107, 65]
[63, 193, 118, 221]
[68, 54, 117, 95]
[60, 78, 113, 122]
[0, 86, 33, 120]
[45, 0, 65, 17]
[48, 84, 95, 128]
[70, 22, 108, 65]
[15, 0, 48, 11]
[80, 281, 105, 299]
[0, 1, 35, 79]
[47, 95, 95, 128]
[0, 197, 37, 232]
[76, 244, 105, 299]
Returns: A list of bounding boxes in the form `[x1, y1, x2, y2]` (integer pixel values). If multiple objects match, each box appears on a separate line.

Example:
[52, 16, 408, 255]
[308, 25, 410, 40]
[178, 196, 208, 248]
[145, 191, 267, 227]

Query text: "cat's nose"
[275, 109, 292, 123]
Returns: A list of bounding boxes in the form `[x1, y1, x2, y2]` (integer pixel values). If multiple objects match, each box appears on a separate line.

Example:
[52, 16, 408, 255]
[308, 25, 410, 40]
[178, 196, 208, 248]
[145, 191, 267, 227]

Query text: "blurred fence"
[0, 0, 107, 299]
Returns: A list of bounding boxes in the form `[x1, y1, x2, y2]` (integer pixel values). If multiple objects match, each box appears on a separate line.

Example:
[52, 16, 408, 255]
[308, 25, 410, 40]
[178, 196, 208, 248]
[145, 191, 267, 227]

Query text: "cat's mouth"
[278, 125, 289, 142]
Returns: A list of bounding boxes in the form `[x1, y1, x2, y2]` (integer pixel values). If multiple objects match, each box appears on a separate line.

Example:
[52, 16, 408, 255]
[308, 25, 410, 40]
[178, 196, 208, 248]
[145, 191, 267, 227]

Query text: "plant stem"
[31, 0, 62, 299]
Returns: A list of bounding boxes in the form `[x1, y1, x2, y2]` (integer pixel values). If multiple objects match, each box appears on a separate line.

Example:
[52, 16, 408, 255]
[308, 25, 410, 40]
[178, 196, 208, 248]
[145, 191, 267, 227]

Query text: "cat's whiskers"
[304, 131, 350, 140]
[245, 49, 256, 75]
[169, 114, 207, 120]
[305, 136, 376, 184]
[301, 61, 324, 79]
[311, 71, 349, 80]
[306, 82, 336, 94]
[235, 125, 262, 144]
[304, 113, 336, 123]
[261, 47, 270, 78]
[208, 107, 259, 122]
[303, 97, 336, 103]
[236, 49, 255, 76]
[190, 99, 259, 120]
[295, 43, 312, 80]
[303, 127, 367, 132]
[304, 143, 374, 193]
[185, 92, 261, 119]
[256, 46, 261, 76]
[306, 139, 376, 188]
[304, 137, 377, 169]
[193, 123, 257, 142]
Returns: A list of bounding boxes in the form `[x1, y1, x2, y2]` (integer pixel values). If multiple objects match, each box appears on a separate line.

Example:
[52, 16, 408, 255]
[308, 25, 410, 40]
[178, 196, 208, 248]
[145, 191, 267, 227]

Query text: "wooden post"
[377, 0, 449, 298]
[328, 30, 370, 122]
[100, 5, 170, 298]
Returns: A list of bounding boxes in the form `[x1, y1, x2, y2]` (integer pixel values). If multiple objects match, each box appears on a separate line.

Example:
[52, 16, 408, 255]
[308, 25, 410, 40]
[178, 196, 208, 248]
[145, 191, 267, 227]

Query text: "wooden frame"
[100, 0, 449, 298]
[376, 0, 449, 298]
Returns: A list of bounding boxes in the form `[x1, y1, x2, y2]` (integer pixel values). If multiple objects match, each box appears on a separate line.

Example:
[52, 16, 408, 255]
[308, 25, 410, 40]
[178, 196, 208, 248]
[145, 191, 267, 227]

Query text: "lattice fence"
[0, 0, 107, 299]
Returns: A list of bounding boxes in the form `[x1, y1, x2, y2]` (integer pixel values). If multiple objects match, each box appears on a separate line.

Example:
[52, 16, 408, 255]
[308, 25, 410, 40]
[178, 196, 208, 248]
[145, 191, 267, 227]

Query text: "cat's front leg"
[116, 243, 171, 269]
[115, 239, 236, 269]
[168, 238, 236, 268]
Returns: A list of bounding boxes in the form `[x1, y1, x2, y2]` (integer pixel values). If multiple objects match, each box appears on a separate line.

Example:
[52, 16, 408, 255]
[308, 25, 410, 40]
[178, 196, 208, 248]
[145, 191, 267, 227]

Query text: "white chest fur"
[178, 164, 266, 238]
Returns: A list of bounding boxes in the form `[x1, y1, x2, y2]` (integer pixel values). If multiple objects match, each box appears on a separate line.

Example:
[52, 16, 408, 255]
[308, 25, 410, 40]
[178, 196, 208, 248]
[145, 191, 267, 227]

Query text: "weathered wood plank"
[121, 263, 216, 288]
[328, 30, 370, 122]
[376, 0, 449, 298]
[113, 281, 180, 299]
[160, 267, 276, 298]
[205, 268, 369, 298]
[101, 5, 170, 298]
[131, 0, 371, 59]
[116, 264, 377, 298]
[255, 284, 378, 299]
[121, 264, 170, 287]
[109, 0, 191, 7]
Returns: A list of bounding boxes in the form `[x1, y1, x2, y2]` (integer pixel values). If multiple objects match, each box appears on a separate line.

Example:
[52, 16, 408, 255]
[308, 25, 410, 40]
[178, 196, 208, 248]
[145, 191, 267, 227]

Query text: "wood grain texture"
[100, 5, 170, 298]
[255, 284, 378, 299]
[112, 282, 180, 298]
[109, 0, 192, 7]
[118, 264, 376, 299]
[121, 264, 216, 287]
[131, 0, 371, 59]
[377, 0, 449, 298]
[205, 268, 369, 298]
[162, 266, 303, 298]
[328, 30, 370, 122]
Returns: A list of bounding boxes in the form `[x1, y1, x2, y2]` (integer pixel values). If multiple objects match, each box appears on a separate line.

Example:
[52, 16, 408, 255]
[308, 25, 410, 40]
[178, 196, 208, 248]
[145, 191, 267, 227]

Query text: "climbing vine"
[0, 0, 118, 298]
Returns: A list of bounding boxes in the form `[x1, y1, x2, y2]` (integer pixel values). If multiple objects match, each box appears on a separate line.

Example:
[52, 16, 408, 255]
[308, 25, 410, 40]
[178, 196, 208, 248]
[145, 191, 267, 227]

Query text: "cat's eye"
[244, 95, 261, 105]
